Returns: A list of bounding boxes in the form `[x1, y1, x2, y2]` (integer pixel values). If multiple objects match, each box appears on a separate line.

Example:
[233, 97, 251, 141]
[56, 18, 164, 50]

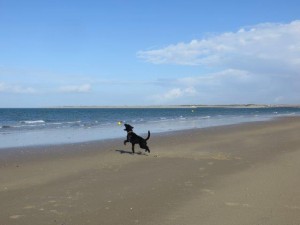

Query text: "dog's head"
[124, 124, 134, 132]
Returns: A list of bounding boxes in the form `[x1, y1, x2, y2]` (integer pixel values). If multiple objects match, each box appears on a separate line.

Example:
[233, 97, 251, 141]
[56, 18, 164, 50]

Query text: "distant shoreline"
[47, 104, 300, 109]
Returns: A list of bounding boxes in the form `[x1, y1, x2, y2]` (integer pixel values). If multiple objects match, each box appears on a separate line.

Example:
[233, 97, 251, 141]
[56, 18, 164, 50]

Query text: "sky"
[0, 0, 300, 107]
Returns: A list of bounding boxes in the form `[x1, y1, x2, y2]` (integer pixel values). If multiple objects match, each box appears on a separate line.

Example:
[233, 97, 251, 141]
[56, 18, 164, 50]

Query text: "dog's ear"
[124, 124, 134, 129]
[124, 124, 133, 131]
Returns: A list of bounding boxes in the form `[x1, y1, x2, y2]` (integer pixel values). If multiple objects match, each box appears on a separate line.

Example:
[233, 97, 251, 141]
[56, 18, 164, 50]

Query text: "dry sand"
[1, 117, 300, 225]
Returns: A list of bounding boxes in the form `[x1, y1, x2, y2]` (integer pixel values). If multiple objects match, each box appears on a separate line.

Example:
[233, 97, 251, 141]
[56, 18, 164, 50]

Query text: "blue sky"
[0, 0, 300, 107]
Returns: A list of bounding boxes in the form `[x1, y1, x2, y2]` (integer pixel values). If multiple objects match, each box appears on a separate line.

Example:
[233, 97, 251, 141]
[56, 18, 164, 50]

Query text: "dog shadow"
[115, 149, 148, 156]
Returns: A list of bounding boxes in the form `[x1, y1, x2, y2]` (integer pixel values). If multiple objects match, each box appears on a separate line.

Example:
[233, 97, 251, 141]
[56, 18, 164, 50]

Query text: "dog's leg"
[145, 146, 150, 153]
[131, 144, 135, 154]
[143, 145, 150, 153]
[124, 140, 129, 145]
[139, 143, 150, 153]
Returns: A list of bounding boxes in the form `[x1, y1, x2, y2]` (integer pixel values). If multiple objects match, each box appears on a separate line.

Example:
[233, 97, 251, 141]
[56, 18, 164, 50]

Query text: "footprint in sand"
[10, 215, 24, 219]
[184, 181, 193, 187]
[23, 205, 35, 209]
[284, 205, 300, 210]
[50, 209, 62, 215]
[225, 202, 251, 207]
[201, 189, 215, 195]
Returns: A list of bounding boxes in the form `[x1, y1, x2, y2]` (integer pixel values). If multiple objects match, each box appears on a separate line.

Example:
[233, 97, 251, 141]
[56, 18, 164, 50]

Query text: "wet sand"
[1, 117, 300, 225]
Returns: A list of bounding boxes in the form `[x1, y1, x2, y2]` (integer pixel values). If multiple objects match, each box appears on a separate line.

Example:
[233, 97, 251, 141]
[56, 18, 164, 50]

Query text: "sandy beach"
[1, 117, 300, 225]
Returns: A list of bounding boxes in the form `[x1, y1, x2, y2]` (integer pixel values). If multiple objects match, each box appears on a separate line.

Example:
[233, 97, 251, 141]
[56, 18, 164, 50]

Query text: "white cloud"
[0, 82, 36, 94]
[58, 84, 91, 93]
[177, 69, 252, 86]
[153, 87, 198, 102]
[139, 21, 300, 104]
[151, 67, 300, 104]
[138, 20, 300, 74]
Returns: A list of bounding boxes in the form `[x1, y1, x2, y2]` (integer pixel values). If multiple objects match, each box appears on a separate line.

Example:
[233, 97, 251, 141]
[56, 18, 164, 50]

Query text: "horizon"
[1, 103, 300, 109]
[1, 0, 300, 107]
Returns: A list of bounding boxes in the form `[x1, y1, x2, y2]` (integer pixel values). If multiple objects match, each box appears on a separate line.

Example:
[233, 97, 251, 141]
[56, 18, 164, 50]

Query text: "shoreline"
[0, 115, 296, 152]
[1, 114, 298, 150]
[0, 116, 283, 151]
[1, 107, 299, 149]
[1, 117, 300, 224]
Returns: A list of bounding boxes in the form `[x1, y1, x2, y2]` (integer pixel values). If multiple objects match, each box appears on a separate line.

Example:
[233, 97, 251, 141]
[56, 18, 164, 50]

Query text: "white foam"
[21, 120, 45, 124]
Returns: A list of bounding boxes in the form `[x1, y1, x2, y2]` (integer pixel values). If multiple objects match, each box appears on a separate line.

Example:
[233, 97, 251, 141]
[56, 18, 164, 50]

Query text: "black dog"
[123, 124, 150, 154]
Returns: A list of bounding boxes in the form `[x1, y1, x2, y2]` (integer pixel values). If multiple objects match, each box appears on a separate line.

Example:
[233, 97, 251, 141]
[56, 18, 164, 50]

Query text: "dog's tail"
[145, 130, 150, 141]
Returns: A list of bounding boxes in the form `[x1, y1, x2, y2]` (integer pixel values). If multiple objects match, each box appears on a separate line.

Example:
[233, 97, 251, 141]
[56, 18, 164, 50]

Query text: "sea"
[0, 107, 299, 149]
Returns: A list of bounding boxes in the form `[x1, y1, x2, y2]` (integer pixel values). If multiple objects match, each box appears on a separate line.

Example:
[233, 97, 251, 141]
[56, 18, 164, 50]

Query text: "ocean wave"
[48, 122, 64, 125]
[200, 116, 211, 119]
[21, 120, 45, 124]
[65, 121, 81, 124]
